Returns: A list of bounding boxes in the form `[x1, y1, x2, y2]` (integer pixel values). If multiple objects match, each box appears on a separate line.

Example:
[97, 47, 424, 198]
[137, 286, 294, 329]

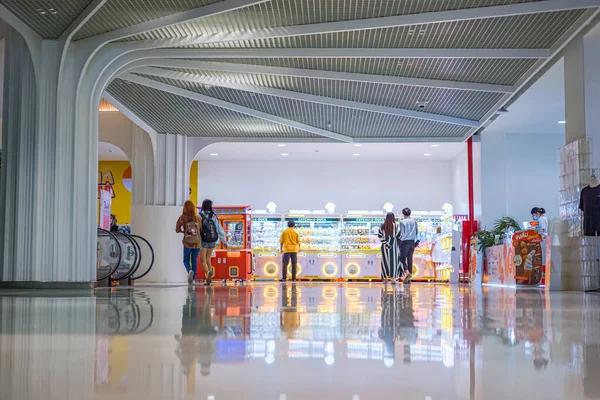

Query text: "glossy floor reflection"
[1, 284, 600, 400]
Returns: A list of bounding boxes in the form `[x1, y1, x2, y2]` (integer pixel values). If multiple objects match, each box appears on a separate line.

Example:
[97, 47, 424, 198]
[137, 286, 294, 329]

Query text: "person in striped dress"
[378, 213, 402, 284]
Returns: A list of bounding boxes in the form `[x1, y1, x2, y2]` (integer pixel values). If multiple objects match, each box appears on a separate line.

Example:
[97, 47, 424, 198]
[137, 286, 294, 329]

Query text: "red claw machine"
[197, 205, 253, 282]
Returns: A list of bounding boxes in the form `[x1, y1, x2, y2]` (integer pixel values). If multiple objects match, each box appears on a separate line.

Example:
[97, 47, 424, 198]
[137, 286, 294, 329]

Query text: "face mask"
[532, 215, 539, 221]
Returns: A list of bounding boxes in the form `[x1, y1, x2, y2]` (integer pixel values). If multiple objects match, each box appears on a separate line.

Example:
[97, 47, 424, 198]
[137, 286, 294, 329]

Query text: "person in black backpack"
[176, 200, 203, 285]
[199, 199, 227, 284]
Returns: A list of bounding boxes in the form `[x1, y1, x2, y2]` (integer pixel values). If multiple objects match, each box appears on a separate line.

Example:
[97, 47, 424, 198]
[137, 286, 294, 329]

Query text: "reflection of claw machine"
[341, 213, 385, 280]
[197, 206, 253, 281]
[251, 213, 284, 280]
[284, 213, 342, 280]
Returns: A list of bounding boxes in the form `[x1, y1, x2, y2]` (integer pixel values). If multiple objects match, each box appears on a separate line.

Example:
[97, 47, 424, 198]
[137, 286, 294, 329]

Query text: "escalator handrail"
[129, 234, 155, 281]
[97, 228, 122, 281]
[110, 231, 140, 281]
[121, 234, 143, 280]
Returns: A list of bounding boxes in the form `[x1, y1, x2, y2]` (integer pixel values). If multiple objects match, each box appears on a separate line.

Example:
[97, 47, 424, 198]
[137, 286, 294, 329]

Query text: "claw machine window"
[252, 212, 284, 280]
[284, 212, 342, 280]
[197, 206, 253, 282]
[341, 212, 386, 280]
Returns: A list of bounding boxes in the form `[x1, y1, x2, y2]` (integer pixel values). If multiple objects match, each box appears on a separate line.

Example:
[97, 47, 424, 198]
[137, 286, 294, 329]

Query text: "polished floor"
[0, 283, 599, 400]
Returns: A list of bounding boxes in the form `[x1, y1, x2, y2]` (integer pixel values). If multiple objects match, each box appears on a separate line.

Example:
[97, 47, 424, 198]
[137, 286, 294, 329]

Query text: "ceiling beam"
[118, 73, 354, 143]
[144, 59, 513, 93]
[190, 0, 600, 45]
[129, 46, 550, 59]
[77, 0, 268, 45]
[467, 7, 600, 140]
[133, 67, 480, 127]
[59, 0, 106, 43]
[102, 92, 158, 136]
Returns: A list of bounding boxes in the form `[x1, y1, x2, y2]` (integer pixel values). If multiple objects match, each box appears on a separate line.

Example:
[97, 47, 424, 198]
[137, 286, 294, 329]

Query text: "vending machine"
[252, 213, 284, 280]
[197, 205, 253, 281]
[284, 213, 342, 280]
[341, 212, 385, 280]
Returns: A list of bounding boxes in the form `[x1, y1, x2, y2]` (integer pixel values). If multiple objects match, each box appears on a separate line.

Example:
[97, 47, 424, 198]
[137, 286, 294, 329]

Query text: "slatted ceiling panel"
[0, 0, 92, 39]
[73, 0, 222, 40]
[162, 68, 503, 120]
[194, 57, 537, 86]
[187, 9, 585, 49]
[106, 80, 320, 138]
[127, 0, 542, 41]
[139, 75, 470, 138]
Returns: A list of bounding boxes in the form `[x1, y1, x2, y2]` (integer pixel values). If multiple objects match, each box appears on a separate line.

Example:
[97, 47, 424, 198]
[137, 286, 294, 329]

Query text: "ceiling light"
[431, 144, 440, 147]
[278, 144, 286, 147]
[416, 100, 429, 110]
[210, 153, 218, 156]
[352, 153, 360, 157]
[353, 144, 362, 147]
[281, 153, 289, 156]
[424, 153, 431, 156]
[558, 120, 566, 124]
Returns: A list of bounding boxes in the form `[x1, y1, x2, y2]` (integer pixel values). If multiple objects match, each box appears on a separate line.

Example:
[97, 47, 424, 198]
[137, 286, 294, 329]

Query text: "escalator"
[96, 228, 155, 286]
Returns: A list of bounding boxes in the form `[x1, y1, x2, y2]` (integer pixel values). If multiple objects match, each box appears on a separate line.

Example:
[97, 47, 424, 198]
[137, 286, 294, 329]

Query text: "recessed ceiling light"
[210, 153, 218, 156]
[352, 153, 360, 156]
[431, 144, 440, 147]
[424, 153, 431, 156]
[278, 144, 286, 147]
[353, 144, 363, 147]
[558, 120, 566, 124]
[281, 153, 289, 156]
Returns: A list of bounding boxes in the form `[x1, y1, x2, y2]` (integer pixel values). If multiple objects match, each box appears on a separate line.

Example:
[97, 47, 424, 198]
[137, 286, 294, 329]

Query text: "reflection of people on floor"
[397, 288, 416, 364]
[379, 286, 417, 367]
[515, 290, 550, 369]
[379, 287, 397, 367]
[280, 283, 300, 339]
[175, 287, 217, 377]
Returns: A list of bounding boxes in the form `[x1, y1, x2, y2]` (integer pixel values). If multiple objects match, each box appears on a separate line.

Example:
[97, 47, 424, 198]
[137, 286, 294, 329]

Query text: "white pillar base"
[131, 205, 188, 284]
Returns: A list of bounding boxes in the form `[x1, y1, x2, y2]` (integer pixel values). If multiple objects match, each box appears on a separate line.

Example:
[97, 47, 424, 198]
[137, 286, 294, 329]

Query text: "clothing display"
[431, 234, 445, 263]
[579, 184, 600, 236]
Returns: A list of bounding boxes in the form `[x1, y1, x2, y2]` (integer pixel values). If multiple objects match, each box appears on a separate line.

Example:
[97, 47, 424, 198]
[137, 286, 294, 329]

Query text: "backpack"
[201, 212, 219, 243]
[184, 216, 201, 245]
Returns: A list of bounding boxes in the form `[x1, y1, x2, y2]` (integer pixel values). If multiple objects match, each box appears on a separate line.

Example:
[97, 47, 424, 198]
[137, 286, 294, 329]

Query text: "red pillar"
[467, 137, 475, 225]
[463, 137, 478, 282]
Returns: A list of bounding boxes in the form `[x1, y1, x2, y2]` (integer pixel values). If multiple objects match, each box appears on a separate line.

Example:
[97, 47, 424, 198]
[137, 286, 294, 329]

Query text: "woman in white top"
[531, 207, 548, 237]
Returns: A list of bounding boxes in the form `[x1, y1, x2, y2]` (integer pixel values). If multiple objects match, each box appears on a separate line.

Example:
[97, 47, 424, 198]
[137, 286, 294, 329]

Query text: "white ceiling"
[484, 58, 565, 135]
[196, 142, 465, 162]
[98, 142, 128, 161]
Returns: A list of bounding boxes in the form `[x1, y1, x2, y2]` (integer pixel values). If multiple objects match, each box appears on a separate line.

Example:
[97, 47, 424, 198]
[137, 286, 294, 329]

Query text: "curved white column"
[131, 133, 190, 283]
[0, 27, 96, 284]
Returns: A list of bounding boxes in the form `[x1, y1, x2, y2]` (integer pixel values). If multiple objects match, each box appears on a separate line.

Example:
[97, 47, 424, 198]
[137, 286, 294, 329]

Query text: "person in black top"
[580, 174, 600, 236]
[110, 214, 119, 232]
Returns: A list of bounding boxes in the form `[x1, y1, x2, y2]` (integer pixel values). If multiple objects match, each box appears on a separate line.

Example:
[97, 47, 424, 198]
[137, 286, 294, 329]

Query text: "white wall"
[481, 131, 564, 228]
[451, 146, 469, 216]
[450, 142, 482, 220]
[197, 160, 453, 213]
[98, 112, 134, 159]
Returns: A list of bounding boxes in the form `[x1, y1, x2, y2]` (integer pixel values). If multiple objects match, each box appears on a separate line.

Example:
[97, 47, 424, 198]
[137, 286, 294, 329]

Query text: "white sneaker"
[188, 270, 194, 285]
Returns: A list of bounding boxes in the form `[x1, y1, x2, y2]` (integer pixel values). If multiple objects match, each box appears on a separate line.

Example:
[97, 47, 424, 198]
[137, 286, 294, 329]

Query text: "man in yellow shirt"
[280, 220, 300, 281]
